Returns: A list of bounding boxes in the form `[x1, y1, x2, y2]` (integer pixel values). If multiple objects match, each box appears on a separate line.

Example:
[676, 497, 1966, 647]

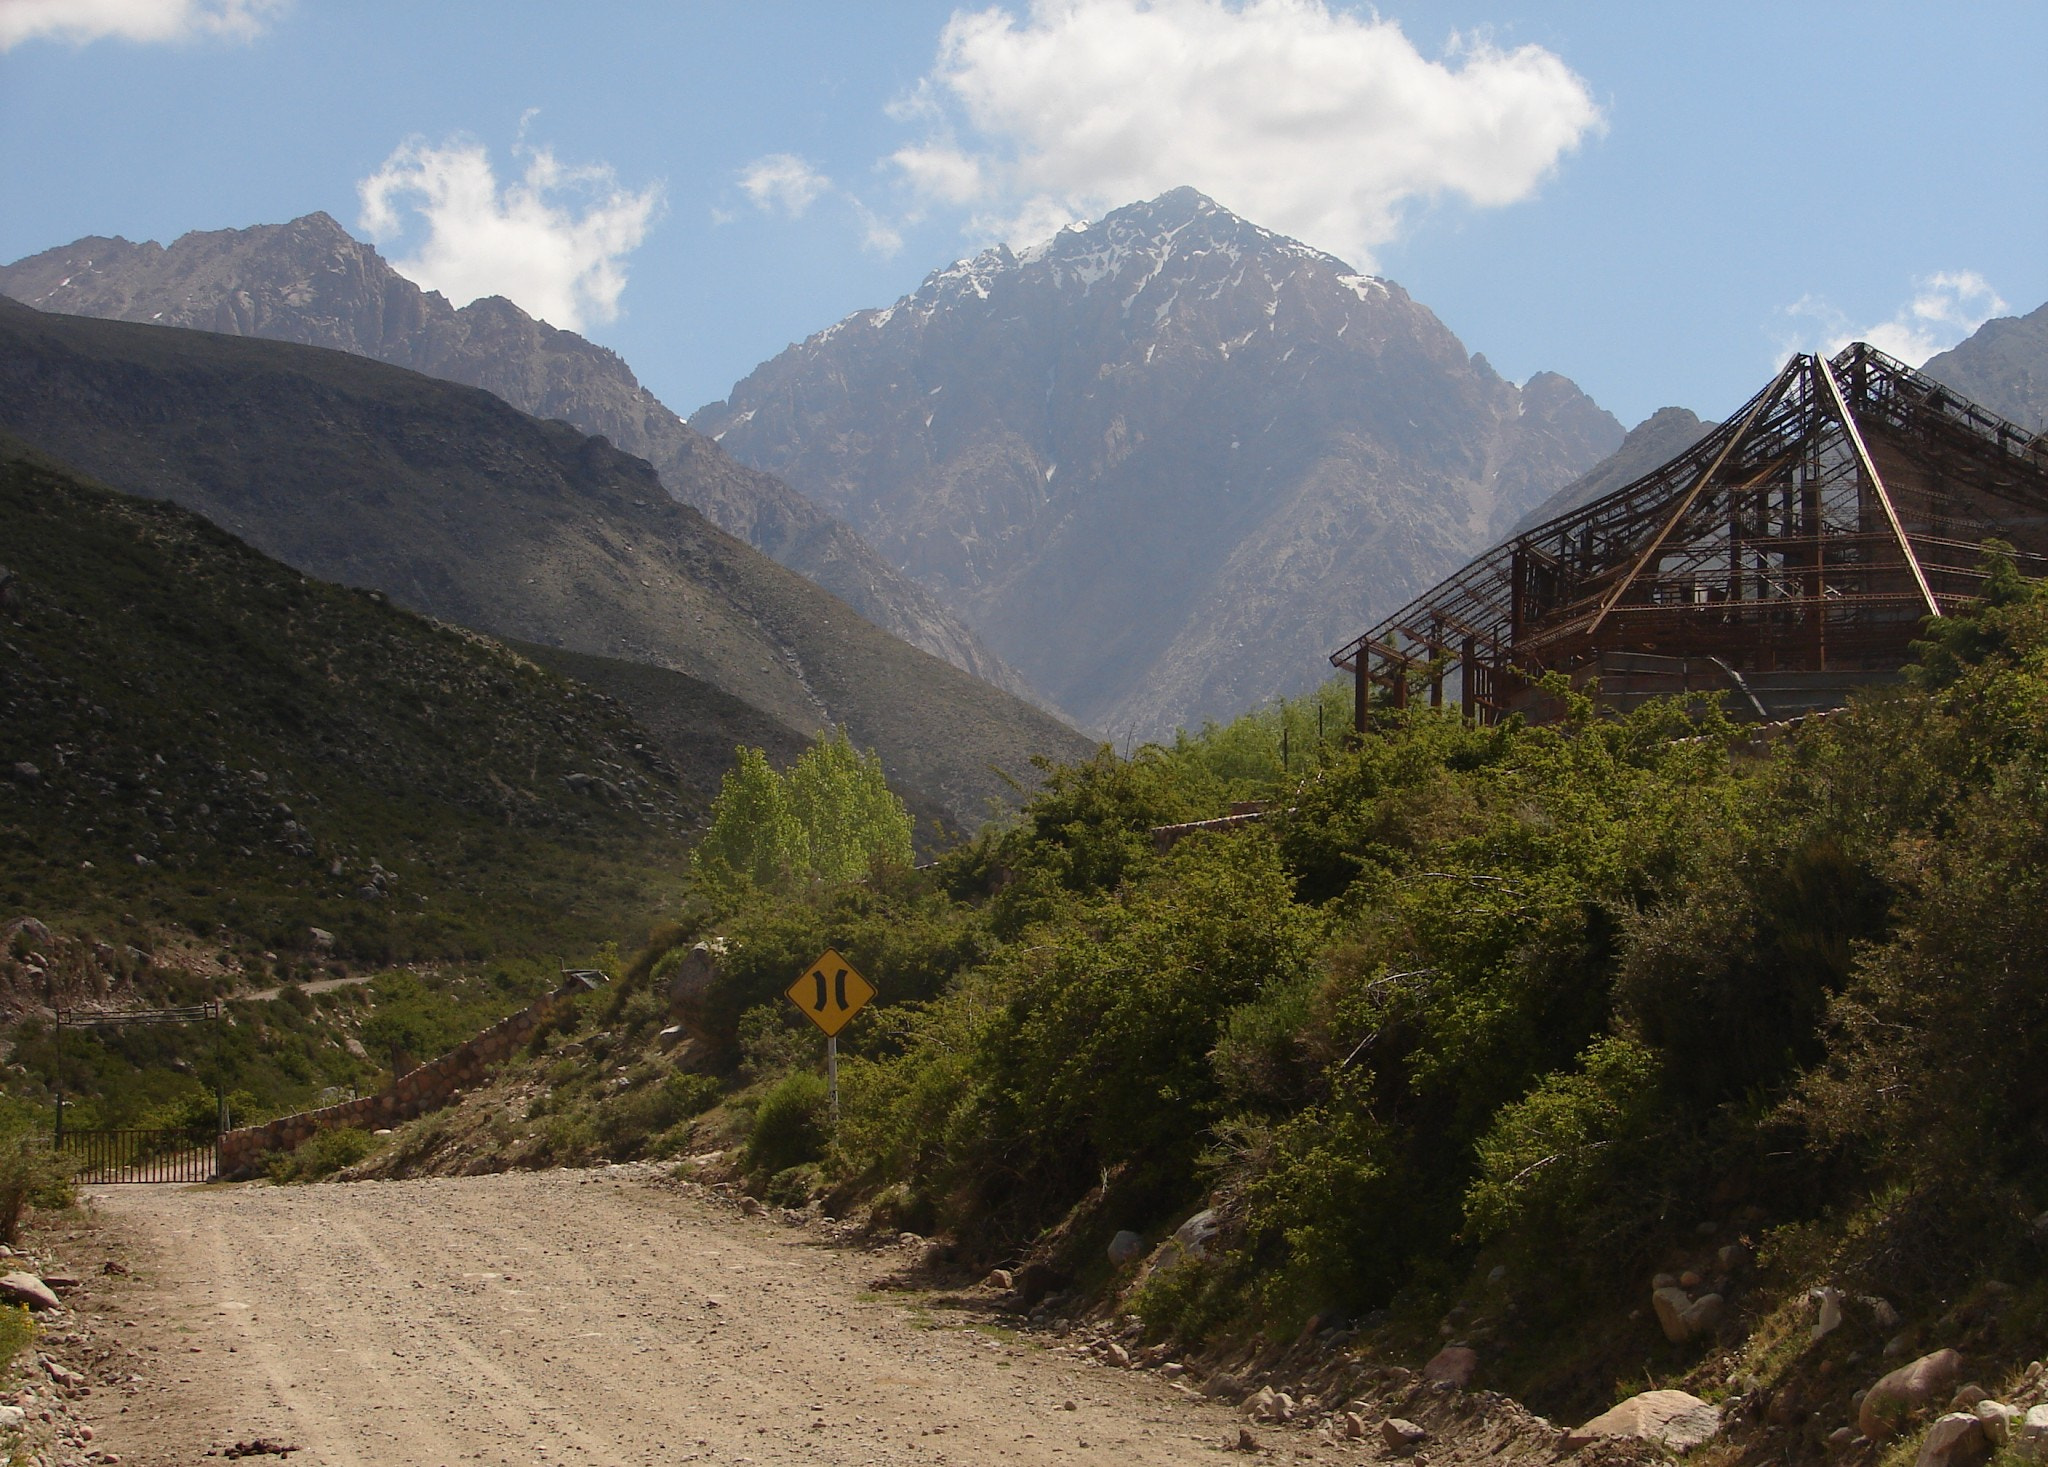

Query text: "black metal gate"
[50, 1129, 219, 1184]
[48, 1002, 227, 1182]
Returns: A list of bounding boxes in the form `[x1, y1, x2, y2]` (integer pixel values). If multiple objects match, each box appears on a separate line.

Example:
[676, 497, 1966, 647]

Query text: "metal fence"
[48, 1129, 219, 1183]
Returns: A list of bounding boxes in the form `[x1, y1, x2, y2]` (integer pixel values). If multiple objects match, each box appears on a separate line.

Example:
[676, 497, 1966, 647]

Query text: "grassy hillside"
[0, 298, 1094, 833]
[507, 641, 811, 801]
[0, 436, 691, 986]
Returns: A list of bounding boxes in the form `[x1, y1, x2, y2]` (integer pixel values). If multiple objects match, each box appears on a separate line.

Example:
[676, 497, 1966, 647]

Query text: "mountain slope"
[0, 299, 1092, 830]
[0, 213, 1040, 705]
[693, 188, 1622, 736]
[0, 433, 689, 965]
[1508, 405, 1718, 535]
[1921, 298, 2048, 430]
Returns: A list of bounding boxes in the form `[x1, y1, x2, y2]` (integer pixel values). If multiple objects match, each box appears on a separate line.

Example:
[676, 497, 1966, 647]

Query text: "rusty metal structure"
[1332, 343, 2048, 727]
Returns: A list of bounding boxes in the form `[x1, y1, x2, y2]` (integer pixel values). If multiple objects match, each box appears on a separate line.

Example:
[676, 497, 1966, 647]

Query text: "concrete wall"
[217, 980, 584, 1180]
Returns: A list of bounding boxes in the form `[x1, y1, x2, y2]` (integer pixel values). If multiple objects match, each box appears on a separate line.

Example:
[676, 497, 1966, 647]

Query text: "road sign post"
[786, 949, 874, 1122]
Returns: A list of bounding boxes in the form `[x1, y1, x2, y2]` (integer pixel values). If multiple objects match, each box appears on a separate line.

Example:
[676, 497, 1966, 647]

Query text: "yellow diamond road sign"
[787, 949, 875, 1037]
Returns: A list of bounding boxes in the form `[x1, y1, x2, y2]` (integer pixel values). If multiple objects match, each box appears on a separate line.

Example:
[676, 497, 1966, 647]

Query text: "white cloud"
[883, 0, 1603, 266]
[0, 0, 281, 50]
[738, 153, 833, 218]
[888, 142, 986, 206]
[357, 134, 661, 333]
[1782, 272, 2007, 368]
[731, 152, 904, 257]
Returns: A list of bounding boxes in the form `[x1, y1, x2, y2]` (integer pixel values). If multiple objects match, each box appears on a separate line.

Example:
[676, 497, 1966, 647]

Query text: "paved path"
[78, 1169, 1280, 1467]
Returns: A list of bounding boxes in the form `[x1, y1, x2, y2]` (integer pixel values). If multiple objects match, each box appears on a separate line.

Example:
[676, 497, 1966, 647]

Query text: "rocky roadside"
[0, 1213, 160, 1467]
[651, 1162, 1681, 1465]
[675, 1170, 2048, 1467]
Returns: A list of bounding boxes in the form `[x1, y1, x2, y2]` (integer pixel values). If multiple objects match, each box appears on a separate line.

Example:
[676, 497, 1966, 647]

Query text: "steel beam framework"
[1332, 344, 2048, 727]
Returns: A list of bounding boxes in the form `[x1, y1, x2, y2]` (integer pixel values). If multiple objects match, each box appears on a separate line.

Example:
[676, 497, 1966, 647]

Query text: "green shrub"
[1463, 1035, 1667, 1247]
[737, 1005, 819, 1084]
[763, 1162, 823, 1208]
[745, 1071, 830, 1180]
[593, 1072, 721, 1159]
[268, 1126, 382, 1183]
[0, 1303, 33, 1374]
[0, 1133, 74, 1244]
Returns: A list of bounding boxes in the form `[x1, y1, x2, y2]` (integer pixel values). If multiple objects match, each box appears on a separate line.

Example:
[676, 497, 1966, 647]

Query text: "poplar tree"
[692, 745, 804, 887]
[694, 732, 912, 887]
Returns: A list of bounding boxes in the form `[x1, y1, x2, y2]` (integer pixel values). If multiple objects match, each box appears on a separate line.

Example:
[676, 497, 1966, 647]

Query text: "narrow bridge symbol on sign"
[786, 949, 875, 1038]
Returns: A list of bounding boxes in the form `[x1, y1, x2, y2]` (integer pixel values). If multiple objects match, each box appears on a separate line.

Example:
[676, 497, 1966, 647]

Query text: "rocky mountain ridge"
[1922, 299, 2048, 432]
[694, 187, 1623, 736]
[0, 298, 1092, 831]
[1508, 405, 1719, 535]
[0, 214, 1041, 707]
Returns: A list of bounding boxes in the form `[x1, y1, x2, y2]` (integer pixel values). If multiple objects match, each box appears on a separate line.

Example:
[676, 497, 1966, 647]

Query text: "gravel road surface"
[76, 1168, 1281, 1467]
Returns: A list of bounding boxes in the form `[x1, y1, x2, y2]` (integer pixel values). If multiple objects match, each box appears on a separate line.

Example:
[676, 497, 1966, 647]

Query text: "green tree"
[694, 733, 912, 889]
[693, 746, 805, 887]
[788, 729, 913, 882]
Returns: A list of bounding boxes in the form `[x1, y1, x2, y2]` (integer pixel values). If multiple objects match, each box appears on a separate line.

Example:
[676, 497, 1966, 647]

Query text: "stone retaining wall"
[216, 978, 588, 1180]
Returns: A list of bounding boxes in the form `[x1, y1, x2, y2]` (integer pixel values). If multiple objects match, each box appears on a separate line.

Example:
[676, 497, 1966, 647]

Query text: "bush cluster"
[677, 560, 2048, 1398]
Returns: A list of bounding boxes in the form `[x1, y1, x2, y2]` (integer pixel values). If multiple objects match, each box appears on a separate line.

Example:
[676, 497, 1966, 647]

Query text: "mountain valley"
[0, 298, 1091, 835]
[4, 170, 2048, 1467]
[0, 214, 1041, 706]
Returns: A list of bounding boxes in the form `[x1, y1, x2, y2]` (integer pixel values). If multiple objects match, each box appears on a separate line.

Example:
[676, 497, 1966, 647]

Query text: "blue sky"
[2, 1, 2043, 430]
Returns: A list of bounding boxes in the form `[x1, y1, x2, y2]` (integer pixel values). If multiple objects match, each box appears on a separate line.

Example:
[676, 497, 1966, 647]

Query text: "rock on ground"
[1915, 1412, 1988, 1467]
[1382, 1418, 1429, 1452]
[1568, 1389, 1722, 1451]
[1424, 1346, 1478, 1389]
[0, 1272, 60, 1310]
[1862, 1349, 1964, 1440]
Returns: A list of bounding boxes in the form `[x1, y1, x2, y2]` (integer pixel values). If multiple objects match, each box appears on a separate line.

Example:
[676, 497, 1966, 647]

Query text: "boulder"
[667, 942, 720, 1016]
[1652, 1285, 1693, 1341]
[1976, 1401, 2018, 1446]
[2019, 1404, 2048, 1458]
[1567, 1390, 1722, 1451]
[1201, 1372, 1245, 1401]
[1653, 1285, 1724, 1342]
[0, 1274, 60, 1311]
[1175, 1208, 1221, 1258]
[1914, 1412, 1987, 1467]
[1423, 1346, 1478, 1389]
[1381, 1419, 1428, 1452]
[1108, 1230, 1146, 1266]
[1861, 1349, 1964, 1440]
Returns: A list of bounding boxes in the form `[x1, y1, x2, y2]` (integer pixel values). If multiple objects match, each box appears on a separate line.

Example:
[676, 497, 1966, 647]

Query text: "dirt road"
[74, 1167, 1298, 1467]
